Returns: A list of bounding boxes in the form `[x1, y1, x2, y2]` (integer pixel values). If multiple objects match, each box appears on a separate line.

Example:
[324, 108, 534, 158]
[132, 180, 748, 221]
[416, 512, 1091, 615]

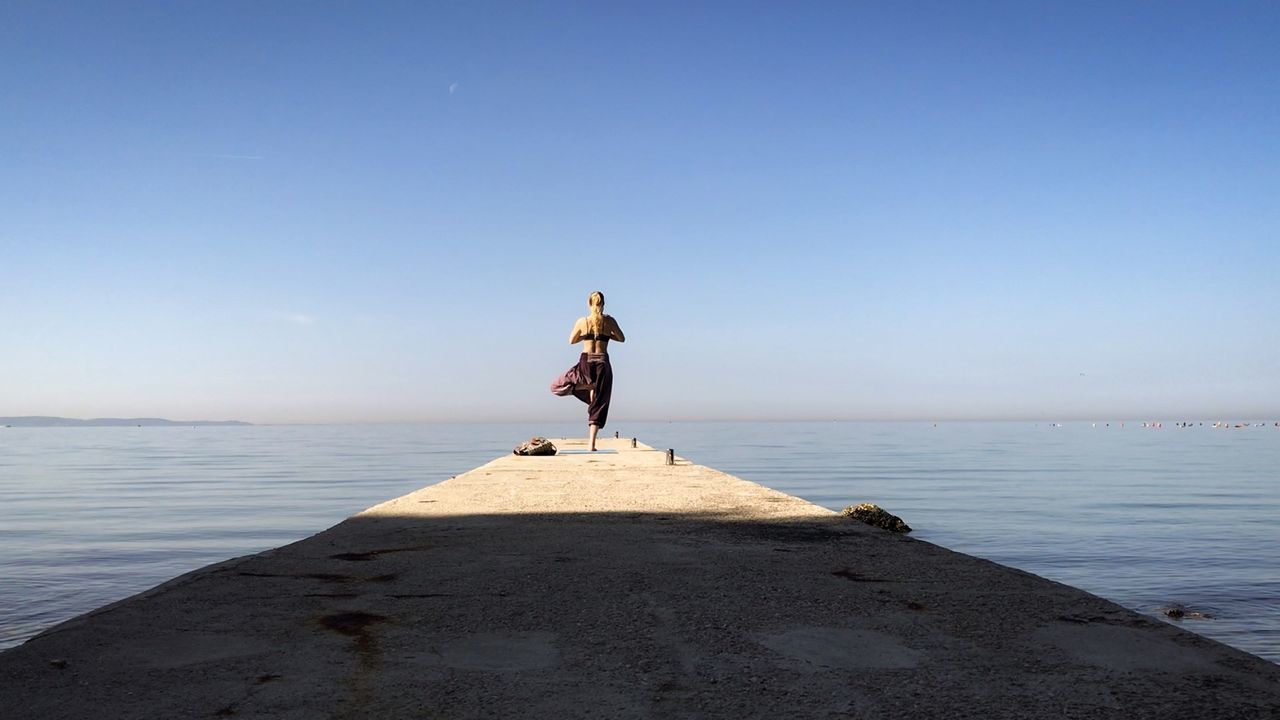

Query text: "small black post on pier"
[665, 449, 674, 466]
[631, 438, 637, 448]
[614, 431, 619, 439]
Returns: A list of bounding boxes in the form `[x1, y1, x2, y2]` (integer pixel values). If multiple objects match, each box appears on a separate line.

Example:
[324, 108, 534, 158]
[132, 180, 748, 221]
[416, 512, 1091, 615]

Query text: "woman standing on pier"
[564, 291, 624, 451]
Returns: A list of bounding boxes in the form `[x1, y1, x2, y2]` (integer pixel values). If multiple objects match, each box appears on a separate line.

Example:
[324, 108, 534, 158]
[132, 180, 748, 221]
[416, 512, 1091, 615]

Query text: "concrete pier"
[2, 438, 1278, 719]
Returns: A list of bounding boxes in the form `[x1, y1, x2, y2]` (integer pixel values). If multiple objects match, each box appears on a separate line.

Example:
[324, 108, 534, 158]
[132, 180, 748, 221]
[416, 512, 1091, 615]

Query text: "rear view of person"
[563, 291, 625, 451]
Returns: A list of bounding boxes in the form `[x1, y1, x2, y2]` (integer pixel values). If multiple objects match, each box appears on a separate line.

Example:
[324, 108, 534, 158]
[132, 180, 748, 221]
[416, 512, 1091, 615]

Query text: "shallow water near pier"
[1, 421, 1276, 663]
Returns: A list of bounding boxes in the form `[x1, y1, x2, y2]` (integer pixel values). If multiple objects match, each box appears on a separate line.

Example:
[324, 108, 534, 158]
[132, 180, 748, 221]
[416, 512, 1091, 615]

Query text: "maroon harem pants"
[572, 352, 612, 428]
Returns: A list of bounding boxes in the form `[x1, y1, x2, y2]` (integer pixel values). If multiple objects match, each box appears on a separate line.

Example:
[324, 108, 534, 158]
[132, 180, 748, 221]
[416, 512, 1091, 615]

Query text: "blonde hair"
[587, 291, 606, 336]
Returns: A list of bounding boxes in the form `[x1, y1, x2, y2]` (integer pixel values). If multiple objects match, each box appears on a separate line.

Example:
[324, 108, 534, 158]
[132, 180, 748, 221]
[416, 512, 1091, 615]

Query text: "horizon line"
[8, 415, 1277, 427]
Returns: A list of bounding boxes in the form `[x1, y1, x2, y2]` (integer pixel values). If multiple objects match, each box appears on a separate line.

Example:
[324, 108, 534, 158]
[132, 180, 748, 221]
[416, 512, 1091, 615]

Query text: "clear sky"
[2, 1, 1277, 424]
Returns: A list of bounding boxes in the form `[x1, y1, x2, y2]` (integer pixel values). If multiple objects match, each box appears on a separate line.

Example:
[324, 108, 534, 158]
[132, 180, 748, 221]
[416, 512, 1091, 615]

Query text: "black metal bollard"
[631, 438, 637, 448]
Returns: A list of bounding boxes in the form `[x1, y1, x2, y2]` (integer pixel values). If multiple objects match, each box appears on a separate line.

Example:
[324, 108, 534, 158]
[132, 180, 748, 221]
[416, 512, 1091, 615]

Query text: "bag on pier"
[513, 437, 557, 456]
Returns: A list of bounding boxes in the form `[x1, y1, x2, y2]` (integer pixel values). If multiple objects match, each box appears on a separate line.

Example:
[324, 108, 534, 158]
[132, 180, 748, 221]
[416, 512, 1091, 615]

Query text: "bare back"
[570, 314, 625, 354]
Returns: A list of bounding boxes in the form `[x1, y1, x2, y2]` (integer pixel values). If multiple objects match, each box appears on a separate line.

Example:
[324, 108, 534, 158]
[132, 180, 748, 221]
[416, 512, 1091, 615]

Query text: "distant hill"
[0, 416, 252, 427]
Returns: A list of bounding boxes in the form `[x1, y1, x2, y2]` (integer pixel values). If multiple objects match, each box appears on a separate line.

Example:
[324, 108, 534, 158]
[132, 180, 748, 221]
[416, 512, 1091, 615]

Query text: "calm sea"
[1, 421, 1276, 663]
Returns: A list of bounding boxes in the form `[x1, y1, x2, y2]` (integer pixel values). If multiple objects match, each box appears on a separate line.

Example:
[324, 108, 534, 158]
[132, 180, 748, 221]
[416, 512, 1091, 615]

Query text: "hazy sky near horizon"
[2, 1, 1277, 424]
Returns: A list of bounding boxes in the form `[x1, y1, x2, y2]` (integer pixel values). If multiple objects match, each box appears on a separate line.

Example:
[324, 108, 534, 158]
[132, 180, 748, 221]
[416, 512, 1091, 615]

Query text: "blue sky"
[2, 1, 1276, 423]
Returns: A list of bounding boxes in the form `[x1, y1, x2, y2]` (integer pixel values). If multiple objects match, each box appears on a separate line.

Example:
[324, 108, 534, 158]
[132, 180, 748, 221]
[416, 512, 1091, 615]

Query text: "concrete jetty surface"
[3, 439, 1278, 719]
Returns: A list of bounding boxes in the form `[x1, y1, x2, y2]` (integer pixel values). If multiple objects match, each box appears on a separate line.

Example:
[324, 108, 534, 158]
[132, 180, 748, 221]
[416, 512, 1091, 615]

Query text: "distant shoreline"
[0, 416, 252, 427]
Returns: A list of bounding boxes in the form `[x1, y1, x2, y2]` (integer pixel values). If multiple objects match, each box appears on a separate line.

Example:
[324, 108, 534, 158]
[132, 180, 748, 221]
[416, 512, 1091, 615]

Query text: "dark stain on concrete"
[303, 573, 355, 582]
[329, 546, 430, 562]
[329, 552, 381, 562]
[239, 571, 354, 583]
[240, 571, 398, 585]
[832, 568, 889, 582]
[1058, 614, 1107, 624]
[318, 612, 386, 638]
[1057, 612, 1154, 629]
[317, 612, 388, 718]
